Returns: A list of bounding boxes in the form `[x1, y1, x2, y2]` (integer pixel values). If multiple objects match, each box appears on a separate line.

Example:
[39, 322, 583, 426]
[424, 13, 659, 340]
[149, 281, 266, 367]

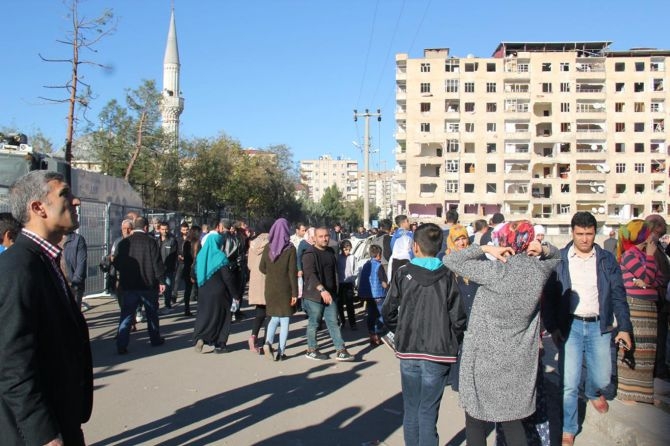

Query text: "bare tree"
[39, 0, 115, 184]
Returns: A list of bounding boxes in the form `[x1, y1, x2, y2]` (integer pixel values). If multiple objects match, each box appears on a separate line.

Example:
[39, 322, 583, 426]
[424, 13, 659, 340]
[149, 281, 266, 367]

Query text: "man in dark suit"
[0, 171, 93, 446]
[114, 216, 166, 354]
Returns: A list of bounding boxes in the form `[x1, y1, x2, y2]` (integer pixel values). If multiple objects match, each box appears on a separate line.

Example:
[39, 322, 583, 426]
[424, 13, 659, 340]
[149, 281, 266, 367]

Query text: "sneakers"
[305, 349, 328, 361]
[335, 349, 354, 361]
[195, 339, 204, 353]
[381, 332, 397, 352]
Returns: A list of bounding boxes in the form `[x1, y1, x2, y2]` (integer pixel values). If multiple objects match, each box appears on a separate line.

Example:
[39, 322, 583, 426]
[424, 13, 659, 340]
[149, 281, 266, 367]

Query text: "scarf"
[446, 224, 469, 254]
[616, 219, 651, 262]
[492, 220, 535, 254]
[195, 232, 229, 287]
[268, 218, 291, 262]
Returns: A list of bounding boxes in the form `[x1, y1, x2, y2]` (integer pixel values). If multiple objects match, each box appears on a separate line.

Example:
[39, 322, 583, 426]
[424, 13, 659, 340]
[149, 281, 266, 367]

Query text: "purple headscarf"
[268, 218, 292, 262]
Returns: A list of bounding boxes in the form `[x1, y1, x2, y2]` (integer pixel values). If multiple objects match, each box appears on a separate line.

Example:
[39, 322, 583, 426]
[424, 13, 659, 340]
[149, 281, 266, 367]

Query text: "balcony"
[575, 83, 605, 94]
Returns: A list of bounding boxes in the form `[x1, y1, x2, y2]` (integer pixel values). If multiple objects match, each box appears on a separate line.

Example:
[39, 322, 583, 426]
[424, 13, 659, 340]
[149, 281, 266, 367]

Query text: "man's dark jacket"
[542, 242, 632, 336]
[63, 232, 88, 288]
[0, 234, 93, 445]
[302, 245, 338, 302]
[114, 230, 165, 290]
[159, 235, 178, 274]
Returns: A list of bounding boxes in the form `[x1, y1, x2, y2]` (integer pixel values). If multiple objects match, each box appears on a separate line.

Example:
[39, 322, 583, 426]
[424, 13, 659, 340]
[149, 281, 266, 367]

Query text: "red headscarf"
[492, 220, 535, 254]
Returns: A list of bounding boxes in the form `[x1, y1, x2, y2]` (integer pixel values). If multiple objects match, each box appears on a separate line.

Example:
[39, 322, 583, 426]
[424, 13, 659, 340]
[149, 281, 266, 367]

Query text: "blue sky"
[3, 0, 670, 171]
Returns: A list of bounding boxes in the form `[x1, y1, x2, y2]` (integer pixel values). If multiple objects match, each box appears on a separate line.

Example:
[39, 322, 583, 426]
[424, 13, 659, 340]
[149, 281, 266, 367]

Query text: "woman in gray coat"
[443, 220, 560, 446]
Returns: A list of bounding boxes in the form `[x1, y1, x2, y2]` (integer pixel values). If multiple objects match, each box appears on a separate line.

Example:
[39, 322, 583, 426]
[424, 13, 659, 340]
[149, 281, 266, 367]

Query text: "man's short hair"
[413, 223, 443, 257]
[339, 239, 352, 250]
[9, 171, 65, 225]
[474, 219, 488, 232]
[295, 222, 306, 231]
[369, 244, 382, 257]
[159, 221, 169, 229]
[134, 217, 148, 230]
[491, 212, 505, 225]
[379, 219, 392, 231]
[395, 214, 408, 227]
[180, 222, 189, 229]
[571, 212, 597, 230]
[121, 219, 134, 230]
[445, 209, 459, 224]
[219, 218, 233, 230]
[0, 212, 21, 240]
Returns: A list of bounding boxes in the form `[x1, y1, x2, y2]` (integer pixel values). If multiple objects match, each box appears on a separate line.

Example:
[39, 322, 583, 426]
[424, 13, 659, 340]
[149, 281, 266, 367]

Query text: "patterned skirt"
[617, 297, 657, 403]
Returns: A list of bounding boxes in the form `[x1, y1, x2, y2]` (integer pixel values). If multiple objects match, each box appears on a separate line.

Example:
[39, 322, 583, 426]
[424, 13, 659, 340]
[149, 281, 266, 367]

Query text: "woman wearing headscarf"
[616, 219, 659, 404]
[259, 218, 299, 361]
[246, 226, 270, 353]
[193, 232, 233, 353]
[443, 221, 560, 446]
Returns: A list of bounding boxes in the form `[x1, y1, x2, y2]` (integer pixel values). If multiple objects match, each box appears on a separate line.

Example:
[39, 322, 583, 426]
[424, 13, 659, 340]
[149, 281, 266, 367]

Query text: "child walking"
[382, 223, 466, 446]
[336, 240, 357, 329]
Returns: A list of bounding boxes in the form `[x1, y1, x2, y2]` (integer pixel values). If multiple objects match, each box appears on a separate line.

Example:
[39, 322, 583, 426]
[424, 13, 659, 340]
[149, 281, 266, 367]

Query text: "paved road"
[81, 296, 622, 445]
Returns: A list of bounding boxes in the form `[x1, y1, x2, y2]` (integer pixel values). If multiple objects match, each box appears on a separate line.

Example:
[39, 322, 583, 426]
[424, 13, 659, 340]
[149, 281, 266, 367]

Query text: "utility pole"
[353, 108, 381, 228]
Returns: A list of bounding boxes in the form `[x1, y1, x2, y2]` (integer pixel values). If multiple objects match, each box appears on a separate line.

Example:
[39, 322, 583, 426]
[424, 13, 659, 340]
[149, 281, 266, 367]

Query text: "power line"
[355, 0, 380, 107]
[370, 0, 406, 106]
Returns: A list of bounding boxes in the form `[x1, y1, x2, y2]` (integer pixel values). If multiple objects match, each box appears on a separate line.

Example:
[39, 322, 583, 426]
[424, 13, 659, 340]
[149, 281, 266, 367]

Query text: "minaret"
[161, 7, 184, 146]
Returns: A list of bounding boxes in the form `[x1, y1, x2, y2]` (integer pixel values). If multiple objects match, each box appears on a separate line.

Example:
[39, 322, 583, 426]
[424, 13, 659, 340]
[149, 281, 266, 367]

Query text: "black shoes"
[117, 347, 128, 355]
[275, 351, 287, 361]
[151, 338, 166, 347]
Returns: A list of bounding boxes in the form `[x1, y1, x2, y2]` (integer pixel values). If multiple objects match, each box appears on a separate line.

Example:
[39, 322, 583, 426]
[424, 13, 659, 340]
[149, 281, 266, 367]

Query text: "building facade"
[395, 42, 669, 232]
[300, 155, 359, 202]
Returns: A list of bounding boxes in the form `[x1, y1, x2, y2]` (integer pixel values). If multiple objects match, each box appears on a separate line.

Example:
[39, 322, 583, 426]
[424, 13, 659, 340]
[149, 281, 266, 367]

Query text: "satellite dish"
[596, 164, 610, 173]
[590, 186, 598, 192]
[598, 207, 605, 214]
[597, 186, 605, 193]
[590, 144, 598, 151]
[591, 207, 598, 213]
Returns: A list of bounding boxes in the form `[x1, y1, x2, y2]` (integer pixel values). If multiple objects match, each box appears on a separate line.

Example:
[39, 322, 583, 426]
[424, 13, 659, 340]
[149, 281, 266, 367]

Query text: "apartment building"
[395, 41, 669, 232]
[300, 155, 359, 202]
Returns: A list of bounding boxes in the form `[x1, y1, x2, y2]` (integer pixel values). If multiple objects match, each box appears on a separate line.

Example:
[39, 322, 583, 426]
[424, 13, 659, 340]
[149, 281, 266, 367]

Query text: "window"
[615, 143, 625, 153]
[634, 143, 644, 152]
[464, 82, 475, 93]
[615, 102, 624, 112]
[651, 102, 663, 112]
[542, 82, 552, 93]
[635, 102, 645, 112]
[635, 61, 645, 72]
[634, 82, 644, 92]
[615, 122, 625, 132]
[464, 102, 475, 112]
[517, 63, 529, 72]
[615, 83, 625, 92]
[465, 123, 475, 133]
[634, 122, 644, 132]
[420, 102, 431, 112]
[654, 79, 664, 91]
[634, 184, 645, 193]
[420, 82, 431, 93]
[464, 62, 478, 72]
[560, 62, 570, 72]
[615, 163, 626, 173]
[616, 184, 626, 193]
[561, 122, 571, 132]
[446, 140, 459, 153]
[561, 102, 570, 112]
[487, 63, 496, 72]
[560, 82, 570, 92]
[634, 163, 645, 173]
[445, 59, 460, 72]
[464, 183, 475, 193]
[486, 183, 497, 193]
[615, 62, 625, 72]
[446, 122, 459, 133]
[445, 160, 459, 172]
[486, 102, 497, 112]
[445, 79, 458, 92]
[446, 180, 458, 193]
[542, 63, 552, 72]
[420, 63, 431, 73]
[464, 143, 475, 153]
[487, 163, 496, 173]
[486, 82, 497, 93]
[486, 143, 497, 153]
[487, 123, 497, 132]
[421, 122, 431, 132]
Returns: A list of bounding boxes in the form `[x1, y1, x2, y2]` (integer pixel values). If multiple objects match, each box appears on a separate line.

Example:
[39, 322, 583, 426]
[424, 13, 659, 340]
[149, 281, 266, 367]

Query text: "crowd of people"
[1, 169, 669, 446]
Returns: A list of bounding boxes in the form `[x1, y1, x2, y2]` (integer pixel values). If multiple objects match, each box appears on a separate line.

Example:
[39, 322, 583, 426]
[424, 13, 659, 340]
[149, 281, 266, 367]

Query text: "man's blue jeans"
[560, 318, 612, 435]
[117, 289, 162, 349]
[303, 298, 345, 351]
[400, 359, 451, 446]
[163, 273, 175, 308]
